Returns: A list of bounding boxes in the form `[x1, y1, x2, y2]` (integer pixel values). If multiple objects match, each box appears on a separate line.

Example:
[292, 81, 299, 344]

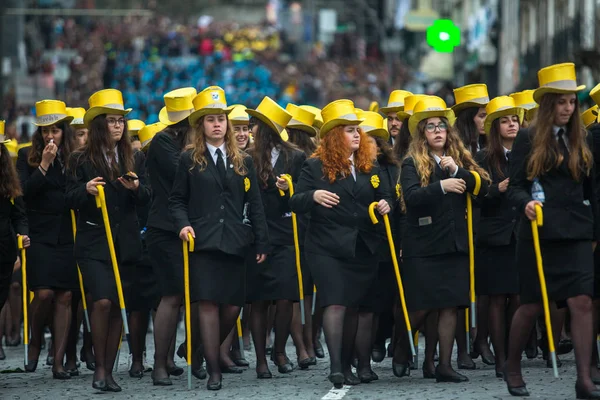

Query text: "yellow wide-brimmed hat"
[285, 103, 317, 137]
[188, 86, 231, 127]
[484, 96, 524, 134]
[408, 96, 456, 136]
[246, 96, 292, 136]
[159, 87, 197, 126]
[84, 89, 132, 126]
[533, 63, 585, 103]
[300, 105, 323, 129]
[582, 105, 599, 129]
[34, 100, 74, 127]
[380, 90, 413, 114]
[319, 99, 364, 137]
[127, 119, 146, 135]
[138, 122, 167, 151]
[452, 84, 490, 112]
[66, 107, 86, 128]
[227, 104, 250, 125]
[0, 120, 8, 143]
[357, 110, 389, 141]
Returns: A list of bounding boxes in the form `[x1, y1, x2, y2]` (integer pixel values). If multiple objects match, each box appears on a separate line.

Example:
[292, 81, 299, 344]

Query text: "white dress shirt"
[271, 146, 280, 168]
[207, 142, 227, 165]
[349, 153, 356, 181]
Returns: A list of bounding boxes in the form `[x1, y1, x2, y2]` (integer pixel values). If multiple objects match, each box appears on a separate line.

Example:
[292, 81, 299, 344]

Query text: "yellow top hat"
[246, 96, 292, 136]
[452, 84, 490, 112]
[399, 94, 430, 120]
[159, 87, 197, 125]
[127, 119, 146, 135]
[34, 100, 74, 127]
[0, 120, 7, 143]
[380, 90, 414, 114]
[408, 96, 456, 136]
[589, 83, 600, 107]
[484, 96, 525, 134]
[5, 138, 17, 159]
[227, 104, 250, 125]
[533, 63, 585, 103]
[319, 99, 364, 138]
[66, 107, 86, 128]
[188, 86, 231, 127]
[357, 111, 389, 141]
[510, 90, 537, 110]
[300, 105, 323, 129]
[138, 122, 167, 151]
[285, 104, 317, 137]
[84, 89, 132, 127]
[582, 105, 599, 129]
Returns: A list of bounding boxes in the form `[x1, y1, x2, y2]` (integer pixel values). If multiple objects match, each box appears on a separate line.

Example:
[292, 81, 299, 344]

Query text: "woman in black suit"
[169, 86, 269, 390]
[289, 99, 392, 387]
[504, 64, 600, 399]
[16, 100, 80, 378]
[396, 96, 489, 383]
[474, 96, 523, 377]
[66, 89, 151, 392]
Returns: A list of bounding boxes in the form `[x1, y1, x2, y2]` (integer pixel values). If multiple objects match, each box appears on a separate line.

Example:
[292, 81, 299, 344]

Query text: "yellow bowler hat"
[66, 107, 86, 128]
[227, 104, 250, 125]
[533, 63, 585, 103]
[138, 122, 167, 151]
[188, 86, 231, 127]
[246, 96, 292, 136]
[127, 119, 146, 135]
[0, 120, 8, 143]
[319, 99, 364, 138]
[408, 96, 456, 136]
[84, 89, 132, 127]
[34, 100, 74, 127]
[300, 105, 323, 129]
[452, 84, 490, 112]
[582, 105, 599, 129]
[159, 87, 197, 125]
[484, 96, 524, 134]
[286, 103, 317, 137]
[357, 110, 389, 141]
[380, 90, 414, 114]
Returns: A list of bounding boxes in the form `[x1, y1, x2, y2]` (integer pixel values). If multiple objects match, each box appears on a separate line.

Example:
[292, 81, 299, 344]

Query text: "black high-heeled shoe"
[24, 360, 38, 373]
[435, 365, 469, 383]
[221, 365, 245, 374]
[92, 380, 107, 391]
[66, 367, 80, 377]
[314, 341, 325, 359]
[357, 369, 378, 383]
[371, 342, 386, 363]
[257, 369, 273, 379]
[422, 363, 436, 379]
[503, 366, 529, 396]
[271, 352, 294, 373]
[151, 372, 173, 386]
[192, 366, 207, 380]
[106, 380, 122, 392]
[167, 365, 184, 376]
[308, 357, 317, 366]
[343, 371, 361, 385]
[392, 362, 410, 378]
[576, 382, 600, 399]
[80, 348, 95, 371]
[207, 378, 222, 391]
[129, 369, 144, 379]
[52, 370, 71, 380]
[232, 357, 250, 367]
[328, 372, 344, 389]
[298, 358, 312, 370]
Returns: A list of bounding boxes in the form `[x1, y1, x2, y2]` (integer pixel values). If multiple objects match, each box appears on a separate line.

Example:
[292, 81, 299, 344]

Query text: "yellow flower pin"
[395, 184, 401, 199]
[244, 177, 250, 192]
[370, 175, 380, 189]
[10, 198, 14, 205]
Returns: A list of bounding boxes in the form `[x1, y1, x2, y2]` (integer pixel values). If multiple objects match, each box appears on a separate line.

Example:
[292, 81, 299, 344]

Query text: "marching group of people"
[2, 61, 600, 399]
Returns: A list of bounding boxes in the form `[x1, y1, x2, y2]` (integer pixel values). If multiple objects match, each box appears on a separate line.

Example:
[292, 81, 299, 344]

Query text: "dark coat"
[0, 196, 28, 265]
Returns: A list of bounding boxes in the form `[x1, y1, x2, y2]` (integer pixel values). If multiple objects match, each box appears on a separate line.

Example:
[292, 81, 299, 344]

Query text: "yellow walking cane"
[95, 185, 129, 334]
[18, 235, 29, 365]
[368, 202, 416, 358]
[466, 171, 481, 330]
[236, 310, 245, 360]
[531, 204, 558, 377]
[279, 174, 306, 325]
[70, 210, 91, 332]
[182, 233, 194, 390]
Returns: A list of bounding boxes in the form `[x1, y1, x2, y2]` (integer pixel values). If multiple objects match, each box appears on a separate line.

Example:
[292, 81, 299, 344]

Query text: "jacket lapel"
[354, 170, 369, 195]
[336, 173, 355, 197]
[434, 163, 446, 180]
[205, 149, 224, 190]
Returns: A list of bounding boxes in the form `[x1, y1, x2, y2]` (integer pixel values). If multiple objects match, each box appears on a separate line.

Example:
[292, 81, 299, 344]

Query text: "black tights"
[251, 299, 293, 372]
[488, 294, 519, 371]
[91, 299, 123, 385]
[128, 310, 150, 372]
[322, 305, 359, 377]
[152, 295, 181, 379]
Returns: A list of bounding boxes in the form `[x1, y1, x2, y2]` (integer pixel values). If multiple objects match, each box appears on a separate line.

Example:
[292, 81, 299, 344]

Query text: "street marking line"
[321, 385, 351, 400]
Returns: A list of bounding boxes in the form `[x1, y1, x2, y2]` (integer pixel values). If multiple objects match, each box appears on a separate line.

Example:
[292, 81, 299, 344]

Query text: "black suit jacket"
[507, 128, 600, 241]
[378, 162, 401, 260]
[169, 149, 269, 257]
[16, 147, 72, 244]
[0, 196, 28, 265]
[289, 157, 392, 258]
[400, 156, 488, 258]
[475, 150, 518, 247]
[65, 151, 151, 264]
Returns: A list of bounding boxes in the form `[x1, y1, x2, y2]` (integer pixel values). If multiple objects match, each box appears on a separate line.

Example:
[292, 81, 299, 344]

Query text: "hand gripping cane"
[70, 210, 91, 332]
[182, 233, 194, 389]
[18, 236, 29, 365]
[465, 170, 482, 350]
[368, 202, 416, 359]
[531, 204, 558, 377]
[279, 174, 306, 325]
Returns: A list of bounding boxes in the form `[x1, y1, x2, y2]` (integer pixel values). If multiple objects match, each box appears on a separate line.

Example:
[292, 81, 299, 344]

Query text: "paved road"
[0, 329, 583, 399]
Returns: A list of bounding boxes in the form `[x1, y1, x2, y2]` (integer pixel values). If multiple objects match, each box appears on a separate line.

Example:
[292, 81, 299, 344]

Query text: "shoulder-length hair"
[27, 121, 75, 168]
[392, 118, 411, 161]
[527, 93, 592, 181]
[0, 143, 22, 198]
[189, 115, 247, 176]
[455, 107, 485, 155]
[311, 125, 376, 183]
[485, 116, 519, 180]
[287, 127, 317, 157]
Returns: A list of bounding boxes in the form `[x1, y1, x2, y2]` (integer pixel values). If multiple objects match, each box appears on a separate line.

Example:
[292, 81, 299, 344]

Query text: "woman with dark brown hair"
[290, 99, 391, 387]
[505, 63, 600, 398]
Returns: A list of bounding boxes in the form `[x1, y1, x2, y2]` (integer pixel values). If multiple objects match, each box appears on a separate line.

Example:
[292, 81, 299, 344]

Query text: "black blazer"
[0, 196, 28, 265]
[378, 161, 401, 260]
[289, 158, 392, 258]
[169, 149, 269, 257]
[65, 151, 151, 264]
[400, 156, 488, 258]
[507, 128, 600, 241]
[16, 147, 73, 245]
[475, 150, 518, 247]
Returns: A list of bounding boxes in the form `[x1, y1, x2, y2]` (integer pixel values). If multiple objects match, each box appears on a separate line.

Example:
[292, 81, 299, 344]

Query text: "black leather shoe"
[221, 365, 245, 374]
[422, 363, 436, 379]
[176, 342, 186, 359]
[92, 380, 107, 391]
[106, 381, 122, 392]
[308, 357, 317, 366]
[151, 373, 173, 386]
[503, 366, 529, 396]
[558, 339, 573, 355]
[233, 357, 250, 367]
[358, 369, 378, 383]
[315, 341, 325, 359]
[52, 370, 71, 380]
[192, 366, 207, 380]
[371, 343, 386, 362]
[328, 372, 344, 389]
[271, 353, 294, 373]
[457, 359, 476, 370]
[344, 372, 361, 385]
[435, 366, 469, 383]
[576, 382, 600, 399]
[298, 358, 312, 370]
[257, 370, 273, 379]
[524, 345, 538, 359]
[167, 365, 184, 376]
[66, 367, 80, 377]
[24, 360, 38, 373]
[129, 369, 144, 379]
[392, 362, 410, 378]
[207, 379, 222, 391]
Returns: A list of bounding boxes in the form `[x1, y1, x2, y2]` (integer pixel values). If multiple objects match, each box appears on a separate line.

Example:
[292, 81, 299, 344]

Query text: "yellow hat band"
[462, 96, 489, 104]
[539, 79, 581, 90]
[36, 113, 68, 126]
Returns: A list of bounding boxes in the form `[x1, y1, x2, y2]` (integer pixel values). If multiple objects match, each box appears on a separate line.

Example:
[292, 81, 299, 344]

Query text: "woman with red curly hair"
[290, 100, 392, 388]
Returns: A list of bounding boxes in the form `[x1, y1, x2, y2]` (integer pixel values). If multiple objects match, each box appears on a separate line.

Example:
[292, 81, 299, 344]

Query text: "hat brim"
[34, 115, 74, 127]
[0, 139, 10, 144]
[451, 101, 489, 113]
[246, 109, 287, 136]
[287, 122, 317, 137]
[159, 106, 194, 126]
[379, 106, 404, 115]
[408, 110, 456, 136]
[188, 107, 231, 127]
[83, 107, 132, 127]
[319, 118, 365, 138]
[363, 128, 390, 141]
[484, 107, 525, 134]
[533, 85, 586, 104]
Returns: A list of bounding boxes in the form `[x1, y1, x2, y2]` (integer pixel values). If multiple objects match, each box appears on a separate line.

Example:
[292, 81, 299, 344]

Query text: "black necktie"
[557, 129, 569, 159]
[506, 150, 511, 162]
[215, 148, 226, 182]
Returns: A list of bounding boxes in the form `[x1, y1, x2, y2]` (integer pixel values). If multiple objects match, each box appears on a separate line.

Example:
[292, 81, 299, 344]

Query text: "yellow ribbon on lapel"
[370, 175, 380, 189]
[244, 177, 250, 192]
[395, 184, 401, 200]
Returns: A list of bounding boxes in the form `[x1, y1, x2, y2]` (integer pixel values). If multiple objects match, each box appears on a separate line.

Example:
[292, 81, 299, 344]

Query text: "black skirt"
[402, 253, 469, 312]
[127, 250, 160, 312]
[78, 258, 134, 304]
[594, 247, 600, 298]
[189, 250, 245, 306]
[146, 227, 184, 297]
[27, 242, 78, 291]
[246, 245, 299, 302]
[300, 249, 314, 297]
[369, 260, 397, 314]
[476, 239, 519, 296]
[517, 239, 594, 305]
